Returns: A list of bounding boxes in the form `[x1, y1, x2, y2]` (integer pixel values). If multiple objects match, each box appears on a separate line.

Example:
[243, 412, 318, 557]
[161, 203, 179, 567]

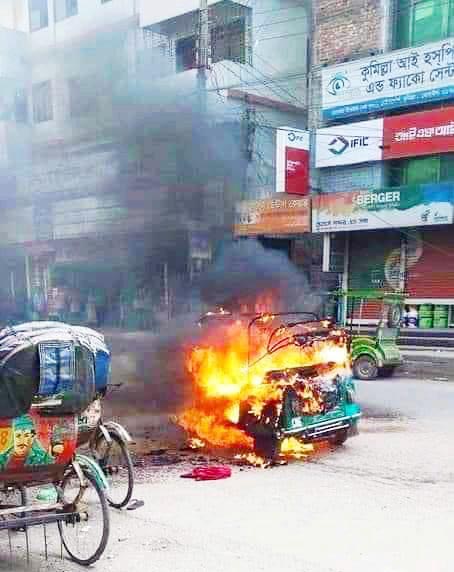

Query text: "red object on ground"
[180, 466, 232, 481]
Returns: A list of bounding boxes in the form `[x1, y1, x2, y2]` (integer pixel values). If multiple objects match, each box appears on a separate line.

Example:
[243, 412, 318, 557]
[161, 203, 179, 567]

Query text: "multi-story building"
[0, 1, 266, 324]
[312, 0, 454, 328]
[0, 0, 312, 325]
[0, 3, 31, 321]
[0, 0, 148, 325]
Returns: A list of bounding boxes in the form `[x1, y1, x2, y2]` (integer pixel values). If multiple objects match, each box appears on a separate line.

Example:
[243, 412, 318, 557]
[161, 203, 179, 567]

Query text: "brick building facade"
[312, 0, 454, 328]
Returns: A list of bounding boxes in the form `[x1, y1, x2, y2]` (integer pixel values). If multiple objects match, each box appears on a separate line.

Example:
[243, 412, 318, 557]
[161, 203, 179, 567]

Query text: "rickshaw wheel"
[58, 468, 110, 566]
[353, 355, 378, 380]
[95, 432, 134, 509]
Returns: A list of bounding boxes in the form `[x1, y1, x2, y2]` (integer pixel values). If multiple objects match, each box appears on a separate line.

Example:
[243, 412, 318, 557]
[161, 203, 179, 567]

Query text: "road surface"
[2, 376, 453, 572]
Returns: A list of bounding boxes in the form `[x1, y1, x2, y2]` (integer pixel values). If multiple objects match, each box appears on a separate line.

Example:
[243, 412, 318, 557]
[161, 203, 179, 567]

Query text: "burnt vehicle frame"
[199, 311, 361, 458]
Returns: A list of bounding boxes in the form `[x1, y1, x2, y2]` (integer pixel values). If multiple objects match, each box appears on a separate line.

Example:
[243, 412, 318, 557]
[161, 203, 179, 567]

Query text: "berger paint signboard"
[322, 38, 454, 120]
[276, 127, 310, 195]
[312, 184, 454, 233]
[315, 118, 383, 168]
[234, 197, 310, 236]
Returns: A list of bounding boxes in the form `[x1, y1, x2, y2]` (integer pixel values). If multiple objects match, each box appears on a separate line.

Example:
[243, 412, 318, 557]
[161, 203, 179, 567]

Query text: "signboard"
[276, 127, 310, 195]
[312, 184, 454, 233]
[383, 106, 454, 159]
[315, 119, 383, 168]
[316, 106, 454, 167]
[322, 38, 454, 120]
[234, 197, 311, 236]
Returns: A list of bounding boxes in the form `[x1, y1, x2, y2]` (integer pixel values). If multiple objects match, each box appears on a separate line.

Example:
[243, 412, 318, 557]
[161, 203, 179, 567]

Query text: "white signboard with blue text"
[315, 118, 383, 168]
[322, 39, 454, 120]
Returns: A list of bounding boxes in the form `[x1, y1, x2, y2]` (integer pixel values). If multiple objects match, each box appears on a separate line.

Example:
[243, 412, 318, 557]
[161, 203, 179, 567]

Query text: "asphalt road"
[2, 376, 454, 572]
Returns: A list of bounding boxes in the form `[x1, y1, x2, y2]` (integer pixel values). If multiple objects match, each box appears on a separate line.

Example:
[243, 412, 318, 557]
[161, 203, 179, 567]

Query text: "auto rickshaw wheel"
[353, 355, 378, 380]
[331, 428, 348, 446]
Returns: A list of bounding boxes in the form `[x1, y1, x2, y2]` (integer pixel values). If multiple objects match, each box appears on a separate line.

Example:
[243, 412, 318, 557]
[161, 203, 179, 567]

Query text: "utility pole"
[197, 0, 209, 112]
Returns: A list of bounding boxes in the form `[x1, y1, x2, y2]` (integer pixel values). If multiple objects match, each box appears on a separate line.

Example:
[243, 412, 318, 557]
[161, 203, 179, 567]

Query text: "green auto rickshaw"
[335, 289, 404, 380]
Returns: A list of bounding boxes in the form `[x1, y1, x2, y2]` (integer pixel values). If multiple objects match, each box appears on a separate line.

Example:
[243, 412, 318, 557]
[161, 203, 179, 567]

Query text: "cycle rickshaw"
[5, 322, 135, 511]
[0, 322, 111, 565]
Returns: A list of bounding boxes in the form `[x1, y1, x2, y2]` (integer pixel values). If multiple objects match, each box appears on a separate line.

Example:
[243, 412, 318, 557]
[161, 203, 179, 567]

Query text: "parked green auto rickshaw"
[336, 289, 404, 380]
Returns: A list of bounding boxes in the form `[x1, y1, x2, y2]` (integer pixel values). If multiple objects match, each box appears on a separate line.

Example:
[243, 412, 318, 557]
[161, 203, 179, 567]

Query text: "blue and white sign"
[322, 39, 454, 120]
[315, 118, 384, 168]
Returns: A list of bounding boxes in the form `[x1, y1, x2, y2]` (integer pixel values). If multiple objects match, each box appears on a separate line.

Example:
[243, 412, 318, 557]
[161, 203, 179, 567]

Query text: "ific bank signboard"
[312, 184, 454, 233]
[322, 38, 454, 120]
[276, 127, 310, 196]
[315, 118, 383, 168]
[316, 106, 454, 167]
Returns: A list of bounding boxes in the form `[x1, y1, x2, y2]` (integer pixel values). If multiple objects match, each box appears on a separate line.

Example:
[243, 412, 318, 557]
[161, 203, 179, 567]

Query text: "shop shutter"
[349, 230, 402, 320]
[405, 227, 454, 299]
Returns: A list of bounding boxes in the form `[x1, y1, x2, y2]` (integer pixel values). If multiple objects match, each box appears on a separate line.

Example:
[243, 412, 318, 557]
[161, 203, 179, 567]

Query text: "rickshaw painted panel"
[0, 412, 77, 474]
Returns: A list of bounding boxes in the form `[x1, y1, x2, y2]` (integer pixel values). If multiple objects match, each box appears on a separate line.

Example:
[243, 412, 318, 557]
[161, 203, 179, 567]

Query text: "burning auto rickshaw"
[193, 311, 361, 459]
[335, 289, 404, 380]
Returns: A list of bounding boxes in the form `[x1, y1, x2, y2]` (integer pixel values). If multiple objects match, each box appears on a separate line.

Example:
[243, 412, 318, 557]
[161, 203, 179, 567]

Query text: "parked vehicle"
[14, 322, 135, 509]
[337, 289, 404, 380]
[0, 322, 110, 566]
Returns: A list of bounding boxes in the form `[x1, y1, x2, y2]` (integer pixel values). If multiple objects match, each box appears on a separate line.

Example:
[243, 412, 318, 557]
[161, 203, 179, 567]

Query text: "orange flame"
[280, 437, 314, 459]
[179, 313, 350, 458]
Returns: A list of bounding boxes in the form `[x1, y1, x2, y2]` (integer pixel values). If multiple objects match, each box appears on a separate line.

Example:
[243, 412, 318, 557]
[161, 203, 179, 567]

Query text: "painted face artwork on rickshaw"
[0, 413, 77, 471]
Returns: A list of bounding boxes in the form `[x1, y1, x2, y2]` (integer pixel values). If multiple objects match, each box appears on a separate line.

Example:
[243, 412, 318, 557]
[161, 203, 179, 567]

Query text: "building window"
[68, 77, 98, 118]
[29, 0, 49, 32]
[211, 19, 246, 64]
[394, 0, 454, 48]
[14, 89, 28, 123]
[176, 36, 197, 72]
[32, 81, 53, 123]
[55, 0, 78, 22]
[389, 154, 454, 186]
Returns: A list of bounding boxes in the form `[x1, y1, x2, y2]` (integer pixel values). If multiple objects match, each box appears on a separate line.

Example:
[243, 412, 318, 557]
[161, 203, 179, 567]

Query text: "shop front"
[313, 184, 454, 328]
[404, 226, 454, 328]
[234, 197, 335, 311]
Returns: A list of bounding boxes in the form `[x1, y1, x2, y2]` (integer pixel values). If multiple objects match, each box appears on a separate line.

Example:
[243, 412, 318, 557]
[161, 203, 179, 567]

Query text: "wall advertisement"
[316, 106, 454, 167]
[234, 197, 311, 236]
[322, 38, 454, 120]
[312, 184, 454, 233]
[276, 127, 310, 196]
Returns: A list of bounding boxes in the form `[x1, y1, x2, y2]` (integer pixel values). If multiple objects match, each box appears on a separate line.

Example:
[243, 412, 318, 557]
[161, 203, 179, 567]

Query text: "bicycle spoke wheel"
[58, 469, 110, 566]
[95, 433, 134, 509]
